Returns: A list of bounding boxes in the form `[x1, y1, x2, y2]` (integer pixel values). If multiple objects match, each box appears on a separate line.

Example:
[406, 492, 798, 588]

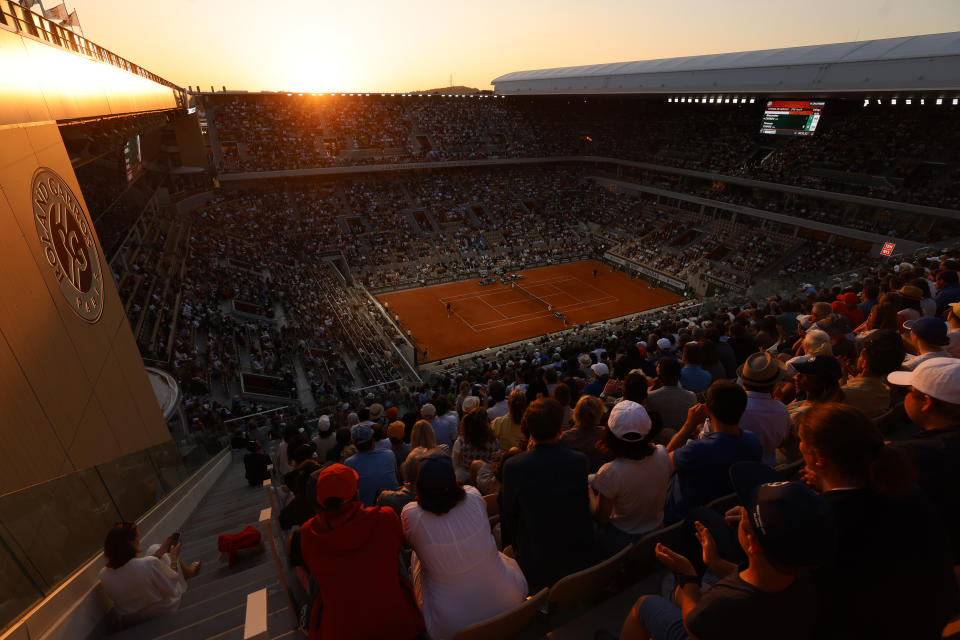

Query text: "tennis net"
[514, 283, 552, 311]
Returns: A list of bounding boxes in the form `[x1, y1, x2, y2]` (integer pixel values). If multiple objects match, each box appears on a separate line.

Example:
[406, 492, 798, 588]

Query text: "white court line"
[479, 296, 509, 319]
[469, 297, 620, 332]
[471, 294, 619, 328]
[438, 274, 581, 305]
[435, 272, 625, 333]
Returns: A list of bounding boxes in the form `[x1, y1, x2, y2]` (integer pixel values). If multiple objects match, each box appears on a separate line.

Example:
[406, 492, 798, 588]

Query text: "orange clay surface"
[377, 260, 683, 361]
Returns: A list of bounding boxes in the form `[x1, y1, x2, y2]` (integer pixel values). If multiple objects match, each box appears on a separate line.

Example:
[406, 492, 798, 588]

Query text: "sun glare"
[283, 60, 351, 93]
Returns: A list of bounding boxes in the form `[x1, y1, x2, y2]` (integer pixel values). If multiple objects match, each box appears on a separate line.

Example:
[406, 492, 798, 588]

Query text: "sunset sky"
[66, 0, 960, 93]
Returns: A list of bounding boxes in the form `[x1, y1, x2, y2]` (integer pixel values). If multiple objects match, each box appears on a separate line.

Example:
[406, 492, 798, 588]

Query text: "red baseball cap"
[315, 463, 358, 505]
[838, 292, 859, 305]
[386, 406, 398, 421]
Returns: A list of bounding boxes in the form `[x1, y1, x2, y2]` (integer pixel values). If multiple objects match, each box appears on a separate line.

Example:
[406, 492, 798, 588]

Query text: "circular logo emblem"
[31, 168, 104, 323]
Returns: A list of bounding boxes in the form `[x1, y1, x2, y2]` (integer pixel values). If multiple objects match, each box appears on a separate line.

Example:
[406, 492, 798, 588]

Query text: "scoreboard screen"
[760, 100, 824, 136]
[123, 134, 142, 182]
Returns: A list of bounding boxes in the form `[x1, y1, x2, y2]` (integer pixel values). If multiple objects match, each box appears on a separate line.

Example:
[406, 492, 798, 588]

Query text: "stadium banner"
[604, 252, 686, 291]
[701, 273, 745, 291]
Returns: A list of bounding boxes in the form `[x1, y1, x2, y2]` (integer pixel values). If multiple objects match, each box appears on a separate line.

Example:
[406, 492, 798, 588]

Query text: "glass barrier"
[0, 436, 216, 633]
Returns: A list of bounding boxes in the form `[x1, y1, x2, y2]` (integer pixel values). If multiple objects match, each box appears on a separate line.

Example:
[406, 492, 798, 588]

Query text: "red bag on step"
[217, 525, 262, 567]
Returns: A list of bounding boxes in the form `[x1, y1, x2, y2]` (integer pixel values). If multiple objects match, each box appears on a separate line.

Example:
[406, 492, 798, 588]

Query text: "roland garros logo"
[31, 168, 104, 322]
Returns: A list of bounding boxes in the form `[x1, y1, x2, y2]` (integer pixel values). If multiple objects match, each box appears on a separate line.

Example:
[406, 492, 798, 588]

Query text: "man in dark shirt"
[612, 464, 835, 640]
[665, 381, 762, 523]
[889, 357, 960, 561]
[501, 398, 598, 590]
[935, 270, 960, 317]
[726, 323, 758, 366]
[243, 441, 272, 486]
[858, 285, 879, 320]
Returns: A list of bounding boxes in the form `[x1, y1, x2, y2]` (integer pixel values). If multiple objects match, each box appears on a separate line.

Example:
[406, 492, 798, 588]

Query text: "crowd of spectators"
[222, 244, 960, 640]
[110, 163, 953, 427]
[92, 92, 960, 640]
[206, 94, 960, 209]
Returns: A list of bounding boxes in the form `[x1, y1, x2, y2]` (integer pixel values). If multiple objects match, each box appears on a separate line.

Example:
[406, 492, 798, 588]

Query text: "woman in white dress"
[402, 451, 528, 640]
[99, 523, 201, 624]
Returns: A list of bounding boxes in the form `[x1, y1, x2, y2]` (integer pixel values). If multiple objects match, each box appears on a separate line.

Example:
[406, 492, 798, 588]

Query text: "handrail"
[0, 1, 184, 102]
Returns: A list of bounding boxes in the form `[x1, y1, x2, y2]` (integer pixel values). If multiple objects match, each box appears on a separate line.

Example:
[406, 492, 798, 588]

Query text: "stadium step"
[101, 460, 292, 639]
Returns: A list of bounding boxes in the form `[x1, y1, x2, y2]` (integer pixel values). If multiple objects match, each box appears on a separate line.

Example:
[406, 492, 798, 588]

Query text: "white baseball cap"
[592, 362, 610, 377]
[887, 358, 960, 404]
[656, 338, 672, 351]
[608, 400, 652, 440]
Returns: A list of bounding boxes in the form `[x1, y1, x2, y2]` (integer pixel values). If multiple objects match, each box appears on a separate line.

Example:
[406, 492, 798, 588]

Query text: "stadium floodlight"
[921, 98, 925, 105]
[891, 98, 897, 105]
[954, 98, 959, 105]
[724, 98, 730, 103]
[906, 98, 912, 104]
[749, 97, 755, 103]
[708, 98, 714, 103]
[936, 98, 943, 105]
[863, 99, 870, 107]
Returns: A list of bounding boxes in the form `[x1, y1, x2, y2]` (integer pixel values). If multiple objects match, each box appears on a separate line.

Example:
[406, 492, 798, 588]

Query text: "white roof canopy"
[492, 32, 960, 95]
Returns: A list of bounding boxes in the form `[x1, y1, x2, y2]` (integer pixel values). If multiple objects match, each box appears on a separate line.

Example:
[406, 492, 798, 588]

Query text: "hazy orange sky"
[67, 0, 960, 93]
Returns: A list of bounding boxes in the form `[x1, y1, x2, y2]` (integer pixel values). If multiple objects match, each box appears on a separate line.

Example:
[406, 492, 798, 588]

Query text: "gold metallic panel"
[29, 130, 126, 379]
[0, 29, 51, 125]
[0, 320, 66, 499]
[0, 122, 174, 497]
[111, 312, 170, 448]
[0, 121, 36, 173]
[0, 28, 178, 128]
[66, 392, 121, 474]
[93, 339, 151, 455]
[0, 185, 96, 477]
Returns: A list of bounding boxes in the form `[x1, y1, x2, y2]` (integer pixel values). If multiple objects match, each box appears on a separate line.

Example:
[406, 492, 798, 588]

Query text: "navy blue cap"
[793, 355, 843, 381]
[904, 317, 950, 346]
[730, 462, 837, 568]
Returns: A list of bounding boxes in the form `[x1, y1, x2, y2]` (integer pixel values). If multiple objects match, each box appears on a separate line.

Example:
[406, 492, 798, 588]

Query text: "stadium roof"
[491, 32, 960, 95]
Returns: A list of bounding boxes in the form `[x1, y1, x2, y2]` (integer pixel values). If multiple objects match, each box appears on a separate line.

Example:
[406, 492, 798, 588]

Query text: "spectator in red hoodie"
[299, 463, 425, 640]
[832, 292, 865, 328]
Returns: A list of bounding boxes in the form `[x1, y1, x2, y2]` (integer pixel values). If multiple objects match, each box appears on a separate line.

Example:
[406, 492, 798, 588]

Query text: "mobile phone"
[170, 532, 181, 545]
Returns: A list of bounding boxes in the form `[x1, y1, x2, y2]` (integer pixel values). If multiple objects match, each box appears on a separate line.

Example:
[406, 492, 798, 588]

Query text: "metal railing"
[0, 1, 184, 104]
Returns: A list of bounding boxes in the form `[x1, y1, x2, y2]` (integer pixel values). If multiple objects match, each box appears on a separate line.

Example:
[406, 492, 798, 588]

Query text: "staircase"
[104, 461, 304, 640]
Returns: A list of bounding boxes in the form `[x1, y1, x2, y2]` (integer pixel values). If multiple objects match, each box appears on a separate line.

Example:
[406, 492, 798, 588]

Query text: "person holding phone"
[99, 523, 201, 624]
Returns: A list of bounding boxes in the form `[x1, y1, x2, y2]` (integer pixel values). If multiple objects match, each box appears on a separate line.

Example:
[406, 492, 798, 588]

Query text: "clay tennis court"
[377, 260, 683, 361]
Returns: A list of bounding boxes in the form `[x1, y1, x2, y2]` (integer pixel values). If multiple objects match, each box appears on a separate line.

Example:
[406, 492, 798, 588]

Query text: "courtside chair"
[774, 459, 805, 481]
[625, 522, 684, 580]
[547, 542, 634, 621]
[705, 492, 739, 515]
[452, 588, 549, 640]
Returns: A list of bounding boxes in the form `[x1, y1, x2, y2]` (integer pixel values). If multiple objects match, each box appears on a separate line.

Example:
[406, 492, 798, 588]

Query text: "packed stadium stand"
[4, 7, 960, 639]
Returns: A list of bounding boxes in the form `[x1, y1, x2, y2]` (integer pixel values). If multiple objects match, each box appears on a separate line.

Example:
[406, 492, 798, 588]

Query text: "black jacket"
[500, 442, 598, 590]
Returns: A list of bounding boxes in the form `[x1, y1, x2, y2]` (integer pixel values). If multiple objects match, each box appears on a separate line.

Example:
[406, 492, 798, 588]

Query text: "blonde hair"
[410, 419, 437, 449]
[573, 395, 605, 430]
